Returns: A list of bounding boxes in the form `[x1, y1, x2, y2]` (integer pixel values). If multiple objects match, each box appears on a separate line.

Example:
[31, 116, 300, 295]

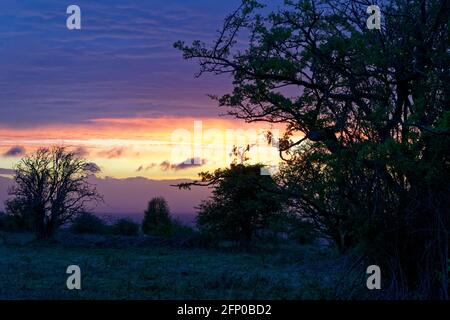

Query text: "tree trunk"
[34, 207, 57, 240]
[34, 205, 47, 240]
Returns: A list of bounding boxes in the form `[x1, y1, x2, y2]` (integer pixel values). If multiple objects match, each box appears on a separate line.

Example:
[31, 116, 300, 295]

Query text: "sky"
[0, 0, 283, 215]
[0, 0, 284, 179]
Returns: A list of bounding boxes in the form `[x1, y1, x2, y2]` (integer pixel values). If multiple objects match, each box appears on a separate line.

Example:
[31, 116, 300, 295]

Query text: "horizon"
[0, 0, 282, 215]
[0, 174, 209, 218]
[0, 0, 281, 177]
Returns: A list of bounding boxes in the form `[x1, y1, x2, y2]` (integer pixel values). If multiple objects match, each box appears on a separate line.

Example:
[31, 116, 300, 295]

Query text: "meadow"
[0, 232, 370, 300]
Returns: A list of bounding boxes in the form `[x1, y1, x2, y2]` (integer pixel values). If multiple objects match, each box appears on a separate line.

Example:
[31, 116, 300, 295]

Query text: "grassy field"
[0, 232, 369, 300]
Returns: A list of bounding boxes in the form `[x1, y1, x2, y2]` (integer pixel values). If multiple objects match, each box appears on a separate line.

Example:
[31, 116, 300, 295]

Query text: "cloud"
[136, 163, 158, 172]
[0, 168, 15, 175]
[72, 146, 90, 157]
[85, 162, 101, 174]
[0, 0, 232, 127]
[98, 147, 126, 159]
[3, 146, 26, 157]
[160, 158, 206, 171]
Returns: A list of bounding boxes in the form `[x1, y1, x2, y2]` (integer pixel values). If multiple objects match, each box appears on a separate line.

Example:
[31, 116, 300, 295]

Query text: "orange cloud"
[0, 117, 285, 179]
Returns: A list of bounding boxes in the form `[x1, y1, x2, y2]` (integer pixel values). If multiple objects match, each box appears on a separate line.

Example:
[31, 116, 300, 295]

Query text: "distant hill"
[0, 175, 209, 222]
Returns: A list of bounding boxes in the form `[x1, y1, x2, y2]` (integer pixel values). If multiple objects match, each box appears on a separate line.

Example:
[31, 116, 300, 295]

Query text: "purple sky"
[0, 0, 254, 216]
[0, 0, 285, 216]
[0, 0, 242, 127]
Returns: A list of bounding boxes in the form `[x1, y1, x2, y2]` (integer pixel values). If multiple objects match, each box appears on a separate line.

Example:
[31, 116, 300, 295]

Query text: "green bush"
[112, 218, 140, 236]
[70, 212, 108, 235]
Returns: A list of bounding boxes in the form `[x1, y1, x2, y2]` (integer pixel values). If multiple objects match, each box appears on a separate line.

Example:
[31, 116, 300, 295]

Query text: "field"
[0, 232, 369, 300]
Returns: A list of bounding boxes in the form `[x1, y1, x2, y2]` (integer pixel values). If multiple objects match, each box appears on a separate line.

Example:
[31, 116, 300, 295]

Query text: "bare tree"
[6, 146, 103, 240]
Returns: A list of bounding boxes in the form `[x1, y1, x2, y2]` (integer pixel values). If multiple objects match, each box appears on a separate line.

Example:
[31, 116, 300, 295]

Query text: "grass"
[0, 232, 365, 300]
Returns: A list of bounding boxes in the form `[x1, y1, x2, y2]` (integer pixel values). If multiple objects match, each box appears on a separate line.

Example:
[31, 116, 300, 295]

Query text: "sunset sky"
[0, 0, 283, 181]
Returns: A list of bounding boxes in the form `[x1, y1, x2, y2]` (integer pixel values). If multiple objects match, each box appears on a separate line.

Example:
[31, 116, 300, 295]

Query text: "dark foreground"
[0, 232, 374, 300]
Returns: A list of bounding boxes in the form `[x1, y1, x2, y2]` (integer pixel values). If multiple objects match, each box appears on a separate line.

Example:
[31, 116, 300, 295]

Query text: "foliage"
[0, 212, 29, 233]
[3, 198, 34, 232]
[181, 163, 287, 246]
[177, 0, 450, 298]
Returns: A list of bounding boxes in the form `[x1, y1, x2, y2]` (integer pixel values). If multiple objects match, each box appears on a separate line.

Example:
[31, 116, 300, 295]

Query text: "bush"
[4, 200, 34, 232]
[111, 218, 139, 236]
[0, 212, 26, 232]
[171, 219, 195, 235]
[70, 212, 108, 235]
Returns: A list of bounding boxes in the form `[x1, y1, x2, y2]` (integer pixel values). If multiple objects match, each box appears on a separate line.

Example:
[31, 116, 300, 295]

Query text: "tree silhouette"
[180, 163, 286, 246]
[142, 197, 173, 235]
[7, 146, 102, 240]
[177, 0, 450, 298]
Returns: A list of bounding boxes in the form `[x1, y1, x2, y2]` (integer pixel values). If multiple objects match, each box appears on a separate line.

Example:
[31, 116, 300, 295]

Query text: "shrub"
[171, 219, 195, 235]
[70, 212, 108, 235]
[0, 212, 26, 232]
[112, 218, 139, 236]
[4, 200, 34, 232]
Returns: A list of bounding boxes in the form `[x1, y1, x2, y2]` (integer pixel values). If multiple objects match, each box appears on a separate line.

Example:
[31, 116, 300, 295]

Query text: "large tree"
[7, 146, 102, 240]
[176, 0, 450, 298]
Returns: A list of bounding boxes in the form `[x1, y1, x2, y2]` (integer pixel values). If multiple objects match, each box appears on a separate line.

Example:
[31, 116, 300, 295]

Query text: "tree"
[176, 0, 450, 298]
[180, 164, 286, 246]
[142, 197, 173, 235]
[7, 146, 102, 240]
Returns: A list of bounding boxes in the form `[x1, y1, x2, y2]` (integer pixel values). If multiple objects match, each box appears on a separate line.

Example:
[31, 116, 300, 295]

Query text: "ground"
[0, 232, 369, 300]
